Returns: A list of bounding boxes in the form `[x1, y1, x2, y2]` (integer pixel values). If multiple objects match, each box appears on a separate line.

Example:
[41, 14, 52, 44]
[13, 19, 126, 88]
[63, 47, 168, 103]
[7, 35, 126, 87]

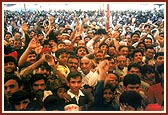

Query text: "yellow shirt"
[57, 65, 70, 78]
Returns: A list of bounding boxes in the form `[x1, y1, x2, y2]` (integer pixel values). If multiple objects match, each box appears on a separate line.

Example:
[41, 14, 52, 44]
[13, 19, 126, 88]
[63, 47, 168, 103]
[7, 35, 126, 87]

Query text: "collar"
[67, 89, 85, 98]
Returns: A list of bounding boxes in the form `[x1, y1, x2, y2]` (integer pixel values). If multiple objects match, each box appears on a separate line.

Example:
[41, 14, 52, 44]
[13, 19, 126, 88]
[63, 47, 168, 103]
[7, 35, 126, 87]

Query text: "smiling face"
[67, 58, 79, 72]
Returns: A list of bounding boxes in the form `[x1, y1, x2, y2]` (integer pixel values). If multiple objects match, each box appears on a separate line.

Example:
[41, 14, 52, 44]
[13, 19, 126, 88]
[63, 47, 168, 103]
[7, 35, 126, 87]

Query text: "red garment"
[5, 51, 18, 61]
[146, 83, 163, 105]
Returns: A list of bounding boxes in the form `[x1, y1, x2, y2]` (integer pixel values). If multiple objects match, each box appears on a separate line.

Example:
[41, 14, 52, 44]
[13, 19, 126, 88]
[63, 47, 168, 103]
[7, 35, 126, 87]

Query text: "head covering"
[145, 103, 161, 111]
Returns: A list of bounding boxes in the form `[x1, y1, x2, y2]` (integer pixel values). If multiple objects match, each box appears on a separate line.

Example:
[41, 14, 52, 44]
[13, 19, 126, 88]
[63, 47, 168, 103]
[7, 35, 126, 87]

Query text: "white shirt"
[67, 89, 85, 104]
[80, 71, 94, 87]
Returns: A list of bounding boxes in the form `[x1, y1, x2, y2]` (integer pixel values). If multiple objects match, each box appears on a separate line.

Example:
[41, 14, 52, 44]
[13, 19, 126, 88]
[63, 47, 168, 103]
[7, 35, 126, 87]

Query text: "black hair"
[132, 48, 144, 58]
[55, 48, 67, 58]
[75, 46, 89, 55]
[123, 74, 141, 87]
[9, 90, 30, 105]
[154, 52, 164, 59]
[4, 56, 17, 66]
[119, 90, 142, 110]
[67, 55, 79, 63]
[30, 74, 47, 86]
[157, 63, 164, 75]
[26, 100, 44, 111]
[128, 63, 141, 72]
[67, 71, 82, 82]
[4, 74, 22, 88]
[131, 32, 140, 38]
[141, 65, 155, 76]
[118, 45, 128, 51]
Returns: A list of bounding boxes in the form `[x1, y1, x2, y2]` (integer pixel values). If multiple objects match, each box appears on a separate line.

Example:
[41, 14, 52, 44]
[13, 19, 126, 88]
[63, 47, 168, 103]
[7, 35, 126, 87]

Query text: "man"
[9, 90, 31, 111]
[65, 71, 91, 110]
[79, 56, 94, 87]
[4, 75, 23, 110]
[143, 46, 155, 66]
[122, 74, 149, 109]
[67, 55, 80, 72]
[119, 90, 143, 111]
[115, 55, 128, 81]
[30, 74, 52, 102]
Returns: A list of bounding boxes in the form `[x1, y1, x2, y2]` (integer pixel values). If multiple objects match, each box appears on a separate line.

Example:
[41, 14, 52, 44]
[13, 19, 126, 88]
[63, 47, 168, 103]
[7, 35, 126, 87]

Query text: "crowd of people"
[3, 4, 165, 111]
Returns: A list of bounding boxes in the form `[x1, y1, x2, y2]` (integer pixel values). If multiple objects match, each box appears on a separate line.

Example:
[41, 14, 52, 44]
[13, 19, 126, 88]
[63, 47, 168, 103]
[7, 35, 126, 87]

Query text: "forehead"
[33, 79, 45, 84]
[107, 74, 117, 79]
[68, 58, 78, 62]
[5, 79, 18, 85]
[117, 56, 126, 60]
[120, 47, 128, 51]
[69, 76, 82, 81]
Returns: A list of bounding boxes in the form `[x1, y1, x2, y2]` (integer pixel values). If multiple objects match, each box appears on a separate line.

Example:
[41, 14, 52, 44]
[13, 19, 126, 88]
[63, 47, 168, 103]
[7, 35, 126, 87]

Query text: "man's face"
[4, 79, 20, 98]
[117, 56, 126, 69]
[67, 58, 79, 72]
[68, 76, 82, 94]
[125, 84, 141, 92]
[76, 48, 87, 58]
[145, 49, 155, 59]
[155, 56, 164, 66]
[133, 52, 143, 63]
[128, 67, 141, 77]
[80, 57, 91, 74]
[32, 79, 46, 96]
[119, 47, 128, 57]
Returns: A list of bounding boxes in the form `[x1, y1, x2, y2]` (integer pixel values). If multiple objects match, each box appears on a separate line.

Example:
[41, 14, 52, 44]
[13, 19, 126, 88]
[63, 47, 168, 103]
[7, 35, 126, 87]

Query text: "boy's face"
[68, 76, 82, 94]
[57, 87, 66, 99]
[4, 62, 16, 73]
[103, 89, 113, 102]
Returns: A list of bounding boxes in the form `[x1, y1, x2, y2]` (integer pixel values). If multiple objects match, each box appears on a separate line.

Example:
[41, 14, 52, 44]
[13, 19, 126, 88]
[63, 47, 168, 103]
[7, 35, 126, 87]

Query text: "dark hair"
[55, 48, 67, 58]
[75, 46, 89, 55]
[131, 32, 140, 38]
[4, 56, 17, 65]
[99, 42, 108, 49]
[30, 74, 47, 86]
[4, 74, 22, 88]
[26, 100, 44, 111]
[154, 52, 164, 59]
[132, 48, 144, 58]
[128, 63, 141, 72]
[118, 45, 128, 51]
[44, 95, 60, 111]
[141, 64, 155, 75]
[67, 55, 79, 63]
[157, 63, 164, 75]
[119, 90, 142, 110]
[67, 71, 82, 82]
[104, 83, 115, 93]
[123, 74, 141, 87]
[9, 90, 30, 105]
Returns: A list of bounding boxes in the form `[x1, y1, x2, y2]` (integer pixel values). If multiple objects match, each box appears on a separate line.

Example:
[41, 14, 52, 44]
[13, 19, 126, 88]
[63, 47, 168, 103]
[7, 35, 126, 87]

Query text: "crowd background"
[3, 3, 165, 112]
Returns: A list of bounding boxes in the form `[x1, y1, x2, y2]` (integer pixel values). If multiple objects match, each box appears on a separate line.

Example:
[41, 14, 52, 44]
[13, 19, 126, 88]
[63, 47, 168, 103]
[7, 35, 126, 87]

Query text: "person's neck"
[70, 89, 79, 96]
